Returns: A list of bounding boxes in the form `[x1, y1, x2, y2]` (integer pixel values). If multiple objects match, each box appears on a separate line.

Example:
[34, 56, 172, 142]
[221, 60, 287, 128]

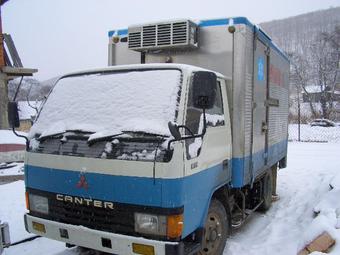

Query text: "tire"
[198, 199, 229, 255]
[259, 170, 273, 211]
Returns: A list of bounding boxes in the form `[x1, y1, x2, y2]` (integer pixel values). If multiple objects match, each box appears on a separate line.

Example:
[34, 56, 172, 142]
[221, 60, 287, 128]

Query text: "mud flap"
[0, 221, 11, 253]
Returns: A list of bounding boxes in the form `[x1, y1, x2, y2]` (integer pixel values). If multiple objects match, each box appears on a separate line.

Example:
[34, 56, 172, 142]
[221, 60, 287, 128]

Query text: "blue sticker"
[257, 57, 264, 81]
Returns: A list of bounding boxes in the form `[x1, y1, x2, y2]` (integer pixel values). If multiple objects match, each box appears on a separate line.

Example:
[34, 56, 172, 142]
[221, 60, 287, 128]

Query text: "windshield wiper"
[87, 133, 124, 146]
[122, 130, 168, 139]
[38, 130, 93, 142]
[87, 131, 167, 146]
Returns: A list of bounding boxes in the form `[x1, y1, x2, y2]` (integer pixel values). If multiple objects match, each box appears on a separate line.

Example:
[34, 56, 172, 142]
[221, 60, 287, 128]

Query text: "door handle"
[261, 121, 268, 133]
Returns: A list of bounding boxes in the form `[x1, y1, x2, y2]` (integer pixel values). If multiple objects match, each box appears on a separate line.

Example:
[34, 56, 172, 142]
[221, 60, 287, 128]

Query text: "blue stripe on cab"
[25, 162, 230, 237]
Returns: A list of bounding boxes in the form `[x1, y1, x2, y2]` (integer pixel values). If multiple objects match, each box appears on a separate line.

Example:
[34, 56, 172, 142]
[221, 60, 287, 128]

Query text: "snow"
[0, 130, 26, 145]
[29, 69, 182, 139]
[330, 173, 340, 190]
[314, 189, 340, 214]
[302, 85, 324, 94]
[0, 162, 24, 176]
[0, 181, 34, 244]
[1, 142, 340, 254]
[223, 142, 340, 255]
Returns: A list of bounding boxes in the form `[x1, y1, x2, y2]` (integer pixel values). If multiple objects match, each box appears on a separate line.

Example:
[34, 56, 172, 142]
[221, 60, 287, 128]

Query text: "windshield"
[29, 69, 182, 139]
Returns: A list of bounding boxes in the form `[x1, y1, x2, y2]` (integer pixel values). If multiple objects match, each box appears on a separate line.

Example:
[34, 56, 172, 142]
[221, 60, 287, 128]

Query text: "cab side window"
[185, 80, 225, 159]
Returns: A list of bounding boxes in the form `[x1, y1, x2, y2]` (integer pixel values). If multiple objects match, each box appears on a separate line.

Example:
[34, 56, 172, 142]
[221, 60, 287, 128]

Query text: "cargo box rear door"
[252, 38, 269, 175]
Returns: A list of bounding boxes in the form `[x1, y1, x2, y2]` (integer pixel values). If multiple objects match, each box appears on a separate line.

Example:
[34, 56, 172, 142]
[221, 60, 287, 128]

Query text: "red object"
[0, 143, 25, 152]
[76, 175, 89, 190]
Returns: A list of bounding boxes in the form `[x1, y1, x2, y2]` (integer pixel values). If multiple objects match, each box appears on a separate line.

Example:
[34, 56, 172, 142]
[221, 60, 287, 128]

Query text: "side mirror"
[7, 102, 20, 128]
[192, 71, 217, 109]
[168, 121, 181, 140]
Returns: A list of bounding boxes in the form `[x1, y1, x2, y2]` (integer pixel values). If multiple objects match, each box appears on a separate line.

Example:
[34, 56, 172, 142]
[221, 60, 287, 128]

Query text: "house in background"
[17, 101, 41, 131]
[302, 85, 340, 103]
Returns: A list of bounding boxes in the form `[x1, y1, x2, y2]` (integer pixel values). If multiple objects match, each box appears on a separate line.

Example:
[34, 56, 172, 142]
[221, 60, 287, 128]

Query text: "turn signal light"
[167, 214, 183, 239]
[25, 191, 29, 210]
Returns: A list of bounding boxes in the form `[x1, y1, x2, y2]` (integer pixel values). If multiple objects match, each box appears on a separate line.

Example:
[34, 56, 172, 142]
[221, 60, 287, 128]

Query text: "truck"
[8, 17, 289, 255]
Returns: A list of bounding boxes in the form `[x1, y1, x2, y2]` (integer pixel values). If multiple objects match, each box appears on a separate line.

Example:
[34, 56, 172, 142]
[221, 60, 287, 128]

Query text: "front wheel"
[198, 199, 229, 255]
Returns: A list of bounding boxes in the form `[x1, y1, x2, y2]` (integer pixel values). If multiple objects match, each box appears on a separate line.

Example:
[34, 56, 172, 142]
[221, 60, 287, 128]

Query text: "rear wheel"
[259, 170, 273, 211]
[198, 199, 229, 255]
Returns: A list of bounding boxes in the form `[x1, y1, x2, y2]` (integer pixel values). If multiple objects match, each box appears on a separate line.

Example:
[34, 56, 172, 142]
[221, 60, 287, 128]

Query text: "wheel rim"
[201, 212, 223, 255]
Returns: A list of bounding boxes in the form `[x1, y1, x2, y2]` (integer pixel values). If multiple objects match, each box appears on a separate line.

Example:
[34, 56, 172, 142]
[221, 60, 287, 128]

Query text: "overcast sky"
[2, 0, 340, 81]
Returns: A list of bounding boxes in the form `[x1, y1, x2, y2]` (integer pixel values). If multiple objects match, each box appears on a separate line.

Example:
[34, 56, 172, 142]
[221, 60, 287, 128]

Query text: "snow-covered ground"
[0, 162, 24, 176]
[1, 142, 340, 255]
[224, 142, 340, 255]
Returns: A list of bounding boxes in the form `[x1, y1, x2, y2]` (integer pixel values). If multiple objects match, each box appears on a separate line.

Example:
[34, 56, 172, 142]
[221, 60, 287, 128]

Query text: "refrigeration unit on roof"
[128, 20, 198, 51]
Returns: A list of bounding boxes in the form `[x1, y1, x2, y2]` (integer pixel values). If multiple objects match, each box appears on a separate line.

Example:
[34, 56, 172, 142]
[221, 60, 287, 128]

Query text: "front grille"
[31, 136, 170, 162]
[48, 197, 135, 235]
[28, 189, 184, 240]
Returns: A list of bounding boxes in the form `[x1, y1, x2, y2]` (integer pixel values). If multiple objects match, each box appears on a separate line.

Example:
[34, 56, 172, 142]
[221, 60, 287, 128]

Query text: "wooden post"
[0, 2, 8, 129]
[0, 4, 5, 67]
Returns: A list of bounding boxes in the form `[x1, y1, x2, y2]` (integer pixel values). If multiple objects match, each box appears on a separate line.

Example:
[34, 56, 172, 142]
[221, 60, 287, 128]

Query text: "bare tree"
[310, 26, 340, 119]
[289, 26, 340, 120]
[289, 52, 318, 118]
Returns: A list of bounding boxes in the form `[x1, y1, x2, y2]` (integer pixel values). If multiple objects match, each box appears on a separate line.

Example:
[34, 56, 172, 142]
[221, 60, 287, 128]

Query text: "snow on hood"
[29, 69, 182, 139]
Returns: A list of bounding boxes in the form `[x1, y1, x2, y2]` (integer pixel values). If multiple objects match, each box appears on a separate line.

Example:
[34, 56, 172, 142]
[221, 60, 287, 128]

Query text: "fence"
[288, 123, 340, 142]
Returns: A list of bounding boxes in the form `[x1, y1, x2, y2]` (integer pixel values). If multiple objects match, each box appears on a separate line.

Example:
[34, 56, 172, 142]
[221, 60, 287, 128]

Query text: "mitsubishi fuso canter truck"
[8, 17, 289, 255]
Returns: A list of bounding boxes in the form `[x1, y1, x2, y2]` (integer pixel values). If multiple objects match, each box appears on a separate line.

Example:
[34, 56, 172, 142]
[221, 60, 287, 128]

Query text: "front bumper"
[24, 214, 197, 255]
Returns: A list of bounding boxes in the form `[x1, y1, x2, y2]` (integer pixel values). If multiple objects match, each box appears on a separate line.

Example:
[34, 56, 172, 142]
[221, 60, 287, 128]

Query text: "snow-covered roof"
[302, 85, 324, 94]
[302, 85, 340, 94]
[59, 63, 227, 80]
[17, 101, 42, 121]
[0, 130, 26, 144]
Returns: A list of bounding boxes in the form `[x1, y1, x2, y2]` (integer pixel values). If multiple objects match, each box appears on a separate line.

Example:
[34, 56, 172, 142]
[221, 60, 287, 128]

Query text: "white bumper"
[25, 214, 178, 255]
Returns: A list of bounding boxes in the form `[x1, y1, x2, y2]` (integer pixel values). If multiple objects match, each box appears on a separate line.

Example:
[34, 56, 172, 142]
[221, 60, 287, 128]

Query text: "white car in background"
[310, 119, 336, 127]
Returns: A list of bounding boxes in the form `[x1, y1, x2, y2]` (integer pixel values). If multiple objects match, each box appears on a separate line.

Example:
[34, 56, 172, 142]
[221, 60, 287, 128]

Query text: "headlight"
[134, 213, 167, 236]
[134, 213, 183, 238]
[29, 194, 49, 214]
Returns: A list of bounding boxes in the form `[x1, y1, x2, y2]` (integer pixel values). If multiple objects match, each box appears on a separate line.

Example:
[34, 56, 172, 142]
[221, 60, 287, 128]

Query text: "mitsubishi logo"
[76, 174, 89, 190]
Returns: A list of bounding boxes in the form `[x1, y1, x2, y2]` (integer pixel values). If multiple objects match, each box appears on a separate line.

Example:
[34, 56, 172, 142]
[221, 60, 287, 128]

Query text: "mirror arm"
[12, 126, 29, 151]
[202, 108, 207, 136]
[167, 133, 204, 151]
[167, 108, 208, 151]
[177, 125, 195, 137]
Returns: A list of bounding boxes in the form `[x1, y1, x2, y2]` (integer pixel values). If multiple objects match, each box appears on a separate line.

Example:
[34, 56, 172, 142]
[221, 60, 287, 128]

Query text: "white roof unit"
[128, 20, 198, 51]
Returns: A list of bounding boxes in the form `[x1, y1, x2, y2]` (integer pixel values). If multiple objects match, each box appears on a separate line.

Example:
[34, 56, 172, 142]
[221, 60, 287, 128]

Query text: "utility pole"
[0, 0, 37, 129]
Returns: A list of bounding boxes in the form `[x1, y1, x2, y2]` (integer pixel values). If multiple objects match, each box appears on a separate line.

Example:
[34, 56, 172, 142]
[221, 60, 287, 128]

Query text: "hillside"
[260, 7, 340, 54]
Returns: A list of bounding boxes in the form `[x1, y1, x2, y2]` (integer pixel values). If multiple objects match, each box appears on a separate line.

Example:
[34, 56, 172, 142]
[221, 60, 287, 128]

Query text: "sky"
[2, 0, 340, 81]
